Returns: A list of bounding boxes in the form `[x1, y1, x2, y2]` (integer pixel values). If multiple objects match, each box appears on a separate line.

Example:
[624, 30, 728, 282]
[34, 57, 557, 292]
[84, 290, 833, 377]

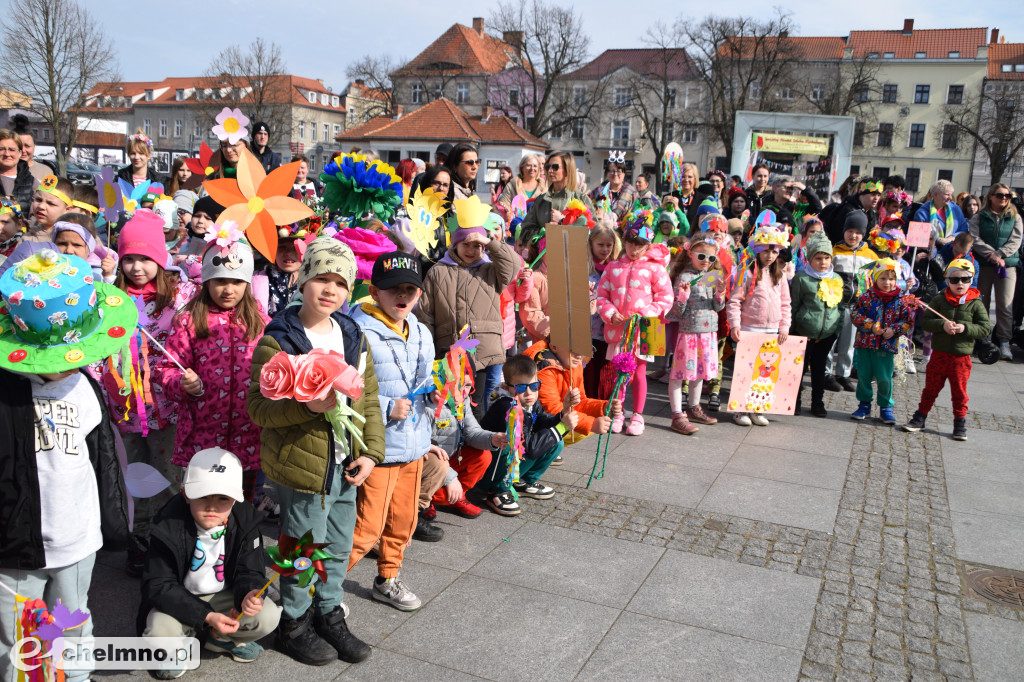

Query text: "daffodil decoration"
[816, 277, 842, 308]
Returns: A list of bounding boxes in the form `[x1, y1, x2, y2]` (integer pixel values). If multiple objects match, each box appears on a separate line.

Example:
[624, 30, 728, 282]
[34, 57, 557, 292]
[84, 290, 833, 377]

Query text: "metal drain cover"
[963, 564, 1024, 608]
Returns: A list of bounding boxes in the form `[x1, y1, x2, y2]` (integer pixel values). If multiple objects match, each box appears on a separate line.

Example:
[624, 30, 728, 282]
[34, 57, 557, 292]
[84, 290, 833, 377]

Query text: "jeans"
[473, 364, 504, 420]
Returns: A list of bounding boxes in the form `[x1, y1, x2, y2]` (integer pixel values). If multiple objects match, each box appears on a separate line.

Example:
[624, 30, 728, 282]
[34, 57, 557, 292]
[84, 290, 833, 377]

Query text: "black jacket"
[10, 160, 36, 209]
[825, 195, 878, 245]
[746, 187, 772, 220]
[0, 369, 129, 570]
[480, 395, 564, 460]
[252, 146, 282, 174]
[117, 164, 164, 186]
[137, 494, 266, 635]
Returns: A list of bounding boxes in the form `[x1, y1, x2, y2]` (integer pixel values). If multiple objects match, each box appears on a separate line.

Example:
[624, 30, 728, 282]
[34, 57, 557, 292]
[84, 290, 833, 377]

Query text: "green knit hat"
[806, 232, 833, 258]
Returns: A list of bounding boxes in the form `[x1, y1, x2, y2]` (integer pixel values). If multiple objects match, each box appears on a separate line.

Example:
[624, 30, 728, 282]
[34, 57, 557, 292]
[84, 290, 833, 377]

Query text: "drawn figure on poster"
[745, 338, 781, 413]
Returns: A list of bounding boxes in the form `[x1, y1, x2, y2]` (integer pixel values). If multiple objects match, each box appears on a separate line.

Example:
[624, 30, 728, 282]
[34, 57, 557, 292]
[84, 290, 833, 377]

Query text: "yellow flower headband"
[872, 257, 899, 276]
[37, 175, 72, 207]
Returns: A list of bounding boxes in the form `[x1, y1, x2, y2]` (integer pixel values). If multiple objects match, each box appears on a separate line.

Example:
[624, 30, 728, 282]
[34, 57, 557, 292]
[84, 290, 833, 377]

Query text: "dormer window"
[308, 92, 316, 104]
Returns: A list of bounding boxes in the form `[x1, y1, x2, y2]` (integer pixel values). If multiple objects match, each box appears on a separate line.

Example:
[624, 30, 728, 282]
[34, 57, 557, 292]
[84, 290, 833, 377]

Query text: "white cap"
[152, 198, 178, 231]
[182, 448, 244, 502]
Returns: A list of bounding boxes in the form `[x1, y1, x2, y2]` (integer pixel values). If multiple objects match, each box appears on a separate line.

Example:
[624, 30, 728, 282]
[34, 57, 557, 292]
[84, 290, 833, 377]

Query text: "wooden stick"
[135, 325, 187, 373]
[233, 573, 280, 621]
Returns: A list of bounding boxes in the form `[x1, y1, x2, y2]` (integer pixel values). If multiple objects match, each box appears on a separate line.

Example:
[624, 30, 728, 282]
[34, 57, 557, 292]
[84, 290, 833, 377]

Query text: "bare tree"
[200, 38, 291, 139]
[680, 10, 798, 160]
[0, 0, 119, 175]
[345, 55, 399, 119]
[941, 82, 1024, 185]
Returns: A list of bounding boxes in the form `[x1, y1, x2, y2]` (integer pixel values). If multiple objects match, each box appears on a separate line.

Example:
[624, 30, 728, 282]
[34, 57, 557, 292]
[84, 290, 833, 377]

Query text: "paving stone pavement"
[84, 351, 1024, 680]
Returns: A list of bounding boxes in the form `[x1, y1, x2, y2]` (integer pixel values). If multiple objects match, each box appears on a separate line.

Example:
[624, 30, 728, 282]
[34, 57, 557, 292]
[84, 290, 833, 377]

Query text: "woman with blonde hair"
[518, 150, 593, 247]
[496, 153, 547, 217]
[913, 179, 968, 247]
[969, 183, 1022, 360]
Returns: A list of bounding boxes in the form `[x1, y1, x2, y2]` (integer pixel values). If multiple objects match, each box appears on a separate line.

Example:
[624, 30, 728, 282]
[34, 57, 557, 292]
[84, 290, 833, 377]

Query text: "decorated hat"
[858, 179, 883, 195]
[200, 225, 254, 283]
[621, 209, 656, 242]
[320, 153, 403, 223]
[872, 257, 900, 277]
[152, 198, 178, 231]
[450, 196, 492, 244]
[945, 257, 975, 278]
[0, 250, 138, 373]
[868, 224, 906, 254]
[748, 223, 788, 252]
[699, 213, 728, 233]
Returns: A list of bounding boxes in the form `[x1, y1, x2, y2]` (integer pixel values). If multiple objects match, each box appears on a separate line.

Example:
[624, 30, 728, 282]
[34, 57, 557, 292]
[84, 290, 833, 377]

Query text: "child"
[138, 448, 281, 676]
[848, 259, 915, 423]
[652, 209, 685, 243]
[0, 249, 131, 682]
[247, 237, 384, 666]
[595, 213, 674, 435]
[727, 223, 792, 426]
[699, 216, 736, 410]
[527, 339, 623, 437]
[792, 215, 824, 273]
[903, 259, 991, 440]
[52, 214, 117, 283]
[867, 219, 916, 292]
[789, 233, 844, 417]
[937, 232, 978, 290]
[519, 233, 550, 344]
[153, 236, 268, 500]
[583, 224, 620, 397]
[827, 210, 878, 392]
[911, 234, 945, 371]
[667, 235, 727, 433]
[181, 196, 223, 256]
[27, 175, 74, 241]
[0, 196, 25, 257]
[264, 226, 305, 317]
[105, 210, 197, 576]
[69, 183, 100, 221]
[501, 251, 532, 355]
[480, 355, 577, 516]
[348, 252, 436, 612]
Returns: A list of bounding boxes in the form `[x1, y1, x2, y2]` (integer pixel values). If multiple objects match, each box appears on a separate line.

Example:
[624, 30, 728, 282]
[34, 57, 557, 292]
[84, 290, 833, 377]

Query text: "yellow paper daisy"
[817, 277, 843, 308]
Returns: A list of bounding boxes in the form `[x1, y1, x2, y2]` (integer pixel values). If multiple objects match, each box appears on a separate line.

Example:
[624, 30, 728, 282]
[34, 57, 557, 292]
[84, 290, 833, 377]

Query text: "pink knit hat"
[118, 209, 169, 268]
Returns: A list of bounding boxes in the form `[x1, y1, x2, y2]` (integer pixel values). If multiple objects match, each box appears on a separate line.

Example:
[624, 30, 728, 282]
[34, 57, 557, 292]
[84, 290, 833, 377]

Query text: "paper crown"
[872, 257, 899, 276]
[451, 195, 492, 230]
[748, 223, 788, 251]
[621, 209, 655, 241]
[945, 258, 976, 277]
[0, 197, 21, 218]
[859, 180, 883, 194]
[37, 175, 72, 207]
[699, 214, 728, 233]
[0, 250, 138, 373]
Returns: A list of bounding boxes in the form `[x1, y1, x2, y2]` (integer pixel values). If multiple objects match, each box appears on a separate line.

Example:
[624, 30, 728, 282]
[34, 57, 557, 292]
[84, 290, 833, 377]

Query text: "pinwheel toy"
[235, 530, 340, 620]
[0, 580, 90, 678]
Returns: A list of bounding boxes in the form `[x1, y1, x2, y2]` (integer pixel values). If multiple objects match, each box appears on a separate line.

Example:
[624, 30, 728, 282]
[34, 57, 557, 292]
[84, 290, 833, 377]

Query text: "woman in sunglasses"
[444, 143, 481, 202]
[969, 184, 1022, 360]
[517, 151, 594, 248]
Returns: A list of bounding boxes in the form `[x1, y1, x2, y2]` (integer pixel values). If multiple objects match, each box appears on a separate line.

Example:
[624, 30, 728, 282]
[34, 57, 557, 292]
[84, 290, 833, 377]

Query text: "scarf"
[594, 260, 608, 273]
[127, 280, 158, 302]
[802, 261, 834, 280]
[930, 203, 954, 239]
[945, 286, 980, 307]
[873, 284, 900, 303]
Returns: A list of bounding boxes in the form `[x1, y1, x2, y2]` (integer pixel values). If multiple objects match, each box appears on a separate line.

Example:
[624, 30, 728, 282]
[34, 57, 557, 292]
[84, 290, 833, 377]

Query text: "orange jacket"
[525, 340, 608, 435]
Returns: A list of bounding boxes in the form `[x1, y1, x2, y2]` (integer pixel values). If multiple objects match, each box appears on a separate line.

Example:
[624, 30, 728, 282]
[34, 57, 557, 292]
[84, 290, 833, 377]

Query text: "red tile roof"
[717, 36, 846, 61]
[568, 48, 699, 80]
[393, 23, 517, 77]
[335, 98, 547, 149]
[988, 42, 1024, 79]
[847, 28, 988, 59]
[344, 81, 389, 102]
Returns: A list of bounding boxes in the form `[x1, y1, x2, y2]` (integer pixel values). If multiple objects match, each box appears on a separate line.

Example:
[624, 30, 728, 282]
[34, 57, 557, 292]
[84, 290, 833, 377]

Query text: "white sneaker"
[732, 413, 752, 426]
[905, 361, 917, 374]
[750, 413, 770, 426]
[1000, 341, 1013, 361]
[373, 575, 421, 611]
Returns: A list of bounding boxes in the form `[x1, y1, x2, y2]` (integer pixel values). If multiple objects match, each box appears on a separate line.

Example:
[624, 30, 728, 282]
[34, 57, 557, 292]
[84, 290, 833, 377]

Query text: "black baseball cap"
[371, 251, 422, 289]
[435, 142, 453, 157]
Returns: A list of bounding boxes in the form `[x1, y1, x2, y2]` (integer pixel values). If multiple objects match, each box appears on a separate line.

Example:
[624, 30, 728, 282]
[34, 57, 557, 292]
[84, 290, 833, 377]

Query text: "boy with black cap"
[348, 251, 438, 612]
[827, 210, 878, 391]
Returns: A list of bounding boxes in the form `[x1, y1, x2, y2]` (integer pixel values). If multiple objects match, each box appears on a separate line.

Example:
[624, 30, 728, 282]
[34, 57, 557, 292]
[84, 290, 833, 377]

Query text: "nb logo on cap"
[208, 465, 226, 473]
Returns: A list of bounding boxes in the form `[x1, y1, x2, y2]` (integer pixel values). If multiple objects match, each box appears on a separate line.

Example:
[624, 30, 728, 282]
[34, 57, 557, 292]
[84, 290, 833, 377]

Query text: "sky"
[5, 0, 1021, 87]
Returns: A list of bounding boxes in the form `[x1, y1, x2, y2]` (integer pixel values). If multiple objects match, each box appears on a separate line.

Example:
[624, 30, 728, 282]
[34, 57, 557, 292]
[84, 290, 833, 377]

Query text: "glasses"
[947, 276, 972, 284]
[545, 163, 561, 171]
[511, 381, 541, 395]
[695, 253, 718, 263]
[463, 159, 480, 166]
[609, 170, 624, 176]
[992, 192, 1012, 199]
[431, 180, 450, 191]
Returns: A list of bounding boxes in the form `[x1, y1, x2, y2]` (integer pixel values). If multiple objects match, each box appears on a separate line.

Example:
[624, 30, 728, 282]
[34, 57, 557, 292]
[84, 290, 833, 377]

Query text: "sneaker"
[153, 669, 186, 680]
[413, 515, 444, 542]
[486, 491, 521, 516]
[811, 402, 828, 418]
[610, 414, 624, 433]
[851, 402, 871, 420]
[255, 495, 280, 520]
[438, 497, 483, 518]
[1000, 341, 1013, 361]
[919, 356, 930, 371]
[733, 413, 752, 426]
[750, 413, 769, 426]
[278, 607, 338, 666]
[205, 637, 262, 663]
[687, 405, 717, 425]
[905, 361, 917, 374]
[549, 454, 563, 466]
[708, 393, 721, 411]
[373, 575, 421, 612]
[838, 376, 857, 392]
[952, 417, 967, 440]
[312, 604, 372, 663]
[903, 410, 927, 432]
[879, 407, 896, 425]
[625, 414, 645, 435]
[513, 481, 555, 499]
[670, 413, 699, 435]
[823, 375, 842, 392]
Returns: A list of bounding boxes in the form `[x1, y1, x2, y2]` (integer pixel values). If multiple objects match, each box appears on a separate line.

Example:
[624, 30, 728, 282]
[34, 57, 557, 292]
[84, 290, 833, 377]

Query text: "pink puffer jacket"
[727, 267, 792, 333]
[503, 254, 533, 349]
[595, 243, 674, 345]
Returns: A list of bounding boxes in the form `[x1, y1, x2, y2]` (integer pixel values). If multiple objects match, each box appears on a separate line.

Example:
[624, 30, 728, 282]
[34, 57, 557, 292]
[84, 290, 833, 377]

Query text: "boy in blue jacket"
[348, 251, 437, 612]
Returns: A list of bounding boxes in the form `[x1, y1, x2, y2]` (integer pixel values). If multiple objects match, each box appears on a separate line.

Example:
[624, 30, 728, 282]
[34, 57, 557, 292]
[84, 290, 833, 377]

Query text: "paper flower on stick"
[320, 153, 403, 222]
[96, 167, 123, 223]
[267, 530, 339, 588]
[403, 187, 447, 256]
[212, 107, 250, 144]
[184, 141, 219, 180]
[204, 220, 245, 255]
[118, 179, 152, 217]
[561, 198, 594, 228]
[202, 148, 313, 261]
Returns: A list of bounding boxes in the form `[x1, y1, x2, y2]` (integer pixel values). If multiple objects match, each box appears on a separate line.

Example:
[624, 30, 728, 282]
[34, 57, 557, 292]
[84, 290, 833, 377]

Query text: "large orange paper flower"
[202, 149, 313, 261]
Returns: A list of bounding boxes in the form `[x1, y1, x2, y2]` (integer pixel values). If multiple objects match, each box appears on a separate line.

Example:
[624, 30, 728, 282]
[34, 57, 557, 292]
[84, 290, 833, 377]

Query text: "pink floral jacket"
[595, 243, 674, 345]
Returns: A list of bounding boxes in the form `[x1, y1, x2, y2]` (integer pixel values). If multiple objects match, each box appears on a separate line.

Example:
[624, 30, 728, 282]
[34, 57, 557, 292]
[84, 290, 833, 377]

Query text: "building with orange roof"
[967, 37, 1024, 192]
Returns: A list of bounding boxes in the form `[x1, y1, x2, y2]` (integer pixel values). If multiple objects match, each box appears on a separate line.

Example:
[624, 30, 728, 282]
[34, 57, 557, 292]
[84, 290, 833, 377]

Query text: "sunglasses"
[947, 276, 972, 284]
[694, 253, 718, 263]
[510, 381, 541, 394]
[463, 159, 481, 166]
[992, 192, 1012, 199]
[545, 163, 562, 171]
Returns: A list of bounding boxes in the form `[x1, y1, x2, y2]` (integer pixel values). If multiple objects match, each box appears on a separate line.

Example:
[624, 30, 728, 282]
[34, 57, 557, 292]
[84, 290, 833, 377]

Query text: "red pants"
[432, 446, 492, 507]
[918, 350, 972, 418]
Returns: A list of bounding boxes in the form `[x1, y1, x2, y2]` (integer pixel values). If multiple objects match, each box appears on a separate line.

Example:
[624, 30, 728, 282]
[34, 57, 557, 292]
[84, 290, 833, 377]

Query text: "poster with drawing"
[726, 333, 807, 415]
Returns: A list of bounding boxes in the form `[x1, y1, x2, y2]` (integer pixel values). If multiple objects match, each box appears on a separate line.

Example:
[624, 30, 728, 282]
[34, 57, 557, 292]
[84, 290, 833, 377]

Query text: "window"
[174, 119, 182, 138]
[937, 169, 953, 182]
[683, 128, 698, 144]
[331, 95, 339, 107]
[333, 124, 340, 137]
[811, 83, 825, 102]
[549, 121, 562, 140]
[849, 165, 861, 176]
[573, 86, 586, 106]
[570, 119, 584, 140]
[194, 121, 201, 137]
[159, 119, 167, 137]
[877, 123, 893, 147]
[143, 119, 151, 136]
[882, 84, 898, 103]
[750, 80, 762, 99]
[914, 84, 930, 104]
[322, 154, 329, 169]
[867, 52, 879, 59]
[456, 83, 469, 104]
[320, 93, 329, 106]
[909, 123, 926, 147]
[526, 116, 534, 131]
[175, 89, 184, 101]
[611, 119, 630, 142]
[323, 123, 329, 141]
[308, 92, 316, 104]
[948, 51, 960, 59]
[311, 123, 316, 142]
[874, 166, 890, 179]
[779, 86, 794, 101]
[853, 121, 865, 146]
[1003, 64, 1013, 73]
[664, 122, 674, 142]
[883, 52, 895, 59]
[411, 83, 423, 104]
[508, 113, 518, 125]
[434, 84, 443, 99]
[947, 85, 964, 105]
[41, 128, 49, 140]
[509, 88, 519, 107]
[298, 121, 305, 139]
[905, 168, 920, 192]
[196, 89, 204, 101]
[684, 86, 701, 108]
[145, 89, 153, 102]
[915, 51, 927, 59]
[854, 85, 870, 103]
[308, 156, 316, 173]
[941, 124, 958, 149]
[613, 86, 631, 106]
[666, 87, 677, 108]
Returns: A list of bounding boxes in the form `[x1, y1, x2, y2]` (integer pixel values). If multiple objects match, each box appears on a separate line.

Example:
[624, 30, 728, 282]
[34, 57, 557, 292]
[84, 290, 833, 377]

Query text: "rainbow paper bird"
[267, 530, 340, 588]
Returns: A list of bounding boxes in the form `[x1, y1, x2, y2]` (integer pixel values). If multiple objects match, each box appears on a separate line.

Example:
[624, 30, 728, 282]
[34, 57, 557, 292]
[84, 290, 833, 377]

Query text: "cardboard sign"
[545, 223, 593, 357]
[726, 333, 807, 416]
[906, 221, 932, 248]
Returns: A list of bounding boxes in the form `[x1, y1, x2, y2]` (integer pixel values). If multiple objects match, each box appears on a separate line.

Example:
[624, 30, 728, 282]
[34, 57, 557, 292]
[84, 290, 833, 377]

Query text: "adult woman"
[117, 130, 161, 186]
[707, 170, 728, 209]
[518, 151, 594, 247]
[723, 186, 748, 221]
[496, 154, 547, 216]
[672, 162, 709, 228]
[913, 180, 967, 247]
[589, 160, 636, 221]
[444, 143, 479, 202]
[969, 183, 1022, 360]
[166, 156, 192, 195]
[15, 127, 49, 182]
[745, 163, 772, 218]
[634, 173, 660, 209]
[958, 192, 981, 221]
[211, 138, 249, 180]
[290, 154, 320, 201]
[0, 129, 35, 208]
[491, 165, 512, 205]
[395, 158, 417, 203]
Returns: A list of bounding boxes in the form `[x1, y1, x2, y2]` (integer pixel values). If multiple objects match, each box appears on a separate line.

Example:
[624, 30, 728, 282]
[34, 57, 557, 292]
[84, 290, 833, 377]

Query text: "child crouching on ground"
[903, 259, 991, 440]
[526, 339, 622, 437]
[139, 449, 281, 676]
[481, 354, 577, 516]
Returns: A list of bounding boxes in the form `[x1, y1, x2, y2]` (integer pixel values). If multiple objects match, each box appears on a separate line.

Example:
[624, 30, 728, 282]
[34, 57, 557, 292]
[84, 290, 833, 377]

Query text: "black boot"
[276, 607, 337, 666]
[811, 402, 828, 418]
[952, 417, 967, 441]
[903, 410, 927, 433]
[413, 514, 444, 542]
[314, 605, 372, 663]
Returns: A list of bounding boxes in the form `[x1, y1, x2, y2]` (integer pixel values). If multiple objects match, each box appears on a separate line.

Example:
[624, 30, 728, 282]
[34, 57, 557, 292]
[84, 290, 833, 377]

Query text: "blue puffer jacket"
[350, 305, 435, 464]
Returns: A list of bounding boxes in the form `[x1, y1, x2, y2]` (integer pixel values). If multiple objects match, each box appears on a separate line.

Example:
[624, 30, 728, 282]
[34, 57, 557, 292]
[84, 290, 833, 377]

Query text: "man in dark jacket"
[251, 122, 282, 174]
[762, 175, 823, 225]
[825, 177, 882, 244]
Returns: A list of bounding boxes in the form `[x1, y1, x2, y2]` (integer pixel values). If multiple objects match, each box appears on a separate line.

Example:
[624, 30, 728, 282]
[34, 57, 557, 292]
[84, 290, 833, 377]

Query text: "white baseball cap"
[182, 448, 244, 502]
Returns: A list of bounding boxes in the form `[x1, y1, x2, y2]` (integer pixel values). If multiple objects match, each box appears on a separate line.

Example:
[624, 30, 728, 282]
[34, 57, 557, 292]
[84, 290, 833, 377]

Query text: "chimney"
[780, 30, 789, 39]
[481, 105, 493, 121]
[902, 19, 914, 36]
[392, 105, 403, 120]
[472, 17, 485, 36]
[503, 30, 524, 53]
[991, 28, 1000, 44]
